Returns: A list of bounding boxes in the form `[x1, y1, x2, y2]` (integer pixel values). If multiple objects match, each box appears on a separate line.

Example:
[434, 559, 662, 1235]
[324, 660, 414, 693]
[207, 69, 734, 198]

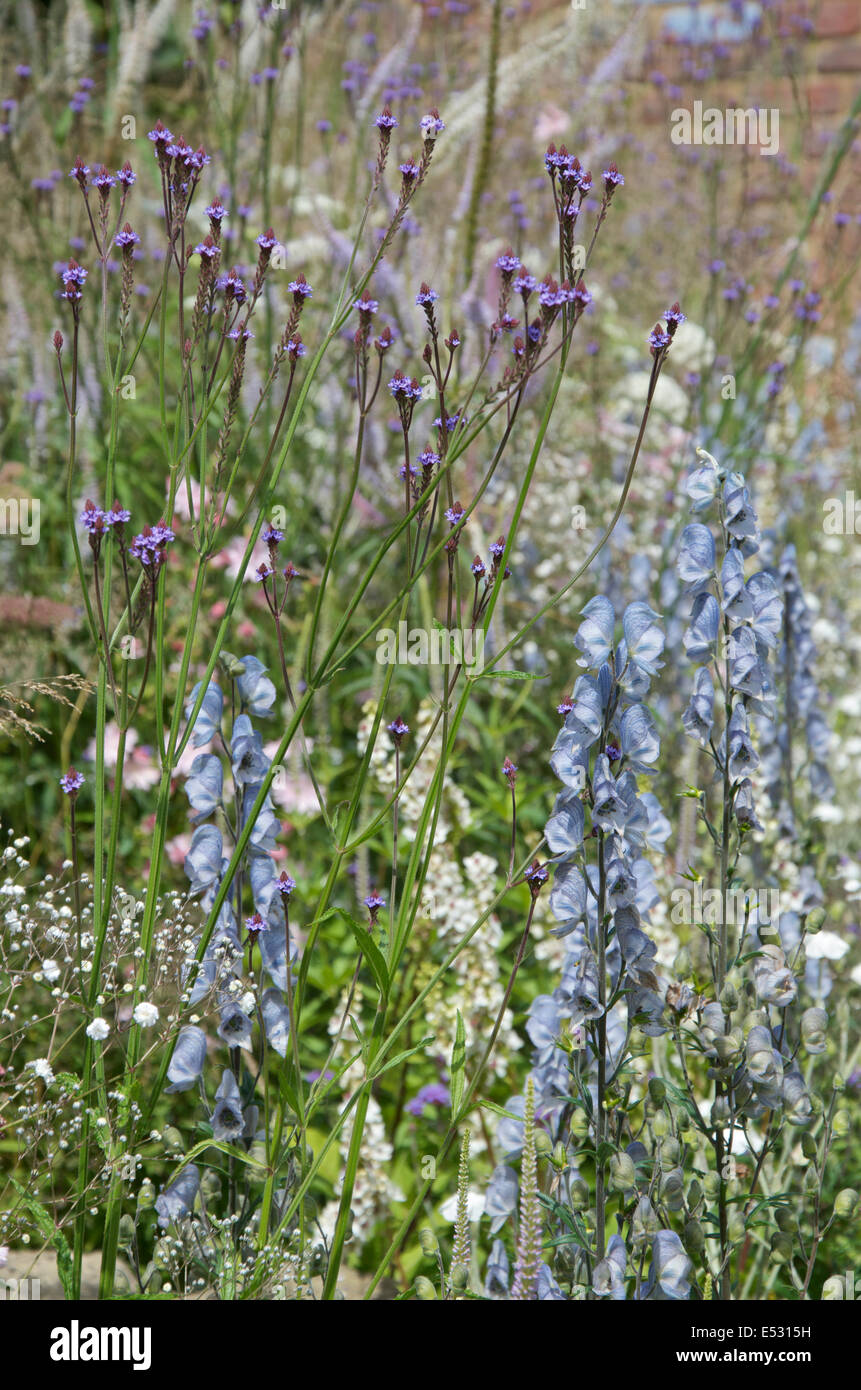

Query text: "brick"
[806, 77, 849, 112]
[816, 1, 861, 38]
[818, 43, 861, 71]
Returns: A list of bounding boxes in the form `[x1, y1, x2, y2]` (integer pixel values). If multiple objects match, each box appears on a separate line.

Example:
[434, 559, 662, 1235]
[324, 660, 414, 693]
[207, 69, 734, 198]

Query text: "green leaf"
[371, 1037, 437, 1081]
[473, 669, 549, 682]
[335, 908, 390, 999]
[9, 1179, 74, 1299]
[479, 1098, 523, 1123]
[450, 1010, 467, 1116]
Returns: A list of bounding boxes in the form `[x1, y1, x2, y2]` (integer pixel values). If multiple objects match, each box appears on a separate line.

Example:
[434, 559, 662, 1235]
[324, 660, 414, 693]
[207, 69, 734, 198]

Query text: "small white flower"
[806, 931, 849, 962]
[43, 959, 61, 983]
[27, 1058, 55, 1084]
[439, 1190, 485, 1222]
[133, 1002, 159, 1028]
[86, 1017, 111, 1041]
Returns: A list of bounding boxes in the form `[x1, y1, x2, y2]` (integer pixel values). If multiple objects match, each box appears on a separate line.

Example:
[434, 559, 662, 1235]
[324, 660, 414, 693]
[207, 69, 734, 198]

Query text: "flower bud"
[703, 1171, 721, 1199]
[803, 1165, 820, 1194]
[610, 1153, 637, 1191]
[569, 1178, 589, 1211]
[834, 1188, 859, 1219]
[136, 1178, 156, 1211]
[450, 1263, 469, 1291]
[118, 1214, 136, 1249]
[419, 1228, 439, 1258]
[662, 1168, 685, 1212]
[832, 1109, 851, 1137]
[805, 906, 826, 934]
[684, 1218, 706, 1257]
[414, 1275, 437, 1300]
[775, 1206, 794, 1234]
[727, 1212, 746, 1244]
[569, 1109, 589, 1141]
[720, 982, 739, 1011]
[769, 1231, 793, 1263]
[687, 1178, 703, 1212]
[660, 1138, 681, 1166]
[710, 1096, 731, 1126]
[801, 1007, 828, 1056]
[551, 1141, 568, 1172]
[535, 1130, 553, 1160]
[648, 1077, 666, 1106]
[674, 946, 692, 978]
[651, 1110, 669, 1138]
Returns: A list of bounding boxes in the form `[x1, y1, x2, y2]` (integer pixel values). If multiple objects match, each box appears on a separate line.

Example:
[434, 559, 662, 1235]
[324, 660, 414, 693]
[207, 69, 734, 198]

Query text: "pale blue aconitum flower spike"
[241, 786, 280, 853]
[484, 1238, 510, 1299]
[185, 679, 223, 746]
[165, 1025, 208, 1093]
[484, 1164, 520, 1234]
[644, 1230, 692, 1300]
[184, 752, 223, 823]
[720, 547, 752, 620]
[155, 1163, 200, 1226]
[574, 595, 615, 667]
[726, 704, 759, 780]
[734, 777, 763, 833]
[548, 860, 587, 927]
[640, 792, 671, 851]
[261, 989, 291, 1057]
[536, 1265, 566, 1300]
[614, 904, 659, 986]
[217, 1001, 254, 1050]
[783, 1066, 813, 1125]
[683, 593, 720, 662]
[545, 789, 585, 854]
[184, 823, 224, 892]
[723, 474, 760, 552]
[746, 570, 783, 648]
[618, 702, 660, 772]
[236, 655, 277, 716]
[686, 453, 720, 511]
[620, 601, 665, 679]
[605, 851, 637, 911]
[682, 667, 714, 744]
[212, 1068, 244, 1140]
[258, 925, 291, 992]
[230, 714, 271, 786]
[677, 522, 716, 590]
[753, 949, 797, 1008]
[591, 755, 629, 833]
[593, 1232, 627, 1299]
[727, 626, 768, 700]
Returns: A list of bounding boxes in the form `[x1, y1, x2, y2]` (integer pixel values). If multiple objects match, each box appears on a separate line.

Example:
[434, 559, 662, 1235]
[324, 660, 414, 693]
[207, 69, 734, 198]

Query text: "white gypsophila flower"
[42, 959, 61, 983]
[86, 1017, 110, 1041]
[27, 1058, 55, 1084]
[133, 1002, 159, 1027]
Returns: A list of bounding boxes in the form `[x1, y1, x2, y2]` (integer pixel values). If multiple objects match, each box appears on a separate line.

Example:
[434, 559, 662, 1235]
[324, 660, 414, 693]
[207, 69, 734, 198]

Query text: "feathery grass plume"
[510, 1078, 541, 1301]
[450, 1128, 471, 1291]
[0, 675, 92, 744]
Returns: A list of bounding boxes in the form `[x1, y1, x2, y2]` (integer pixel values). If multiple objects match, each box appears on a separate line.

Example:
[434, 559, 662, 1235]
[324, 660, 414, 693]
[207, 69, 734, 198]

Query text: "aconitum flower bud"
[834, 1189, 859, 1219]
